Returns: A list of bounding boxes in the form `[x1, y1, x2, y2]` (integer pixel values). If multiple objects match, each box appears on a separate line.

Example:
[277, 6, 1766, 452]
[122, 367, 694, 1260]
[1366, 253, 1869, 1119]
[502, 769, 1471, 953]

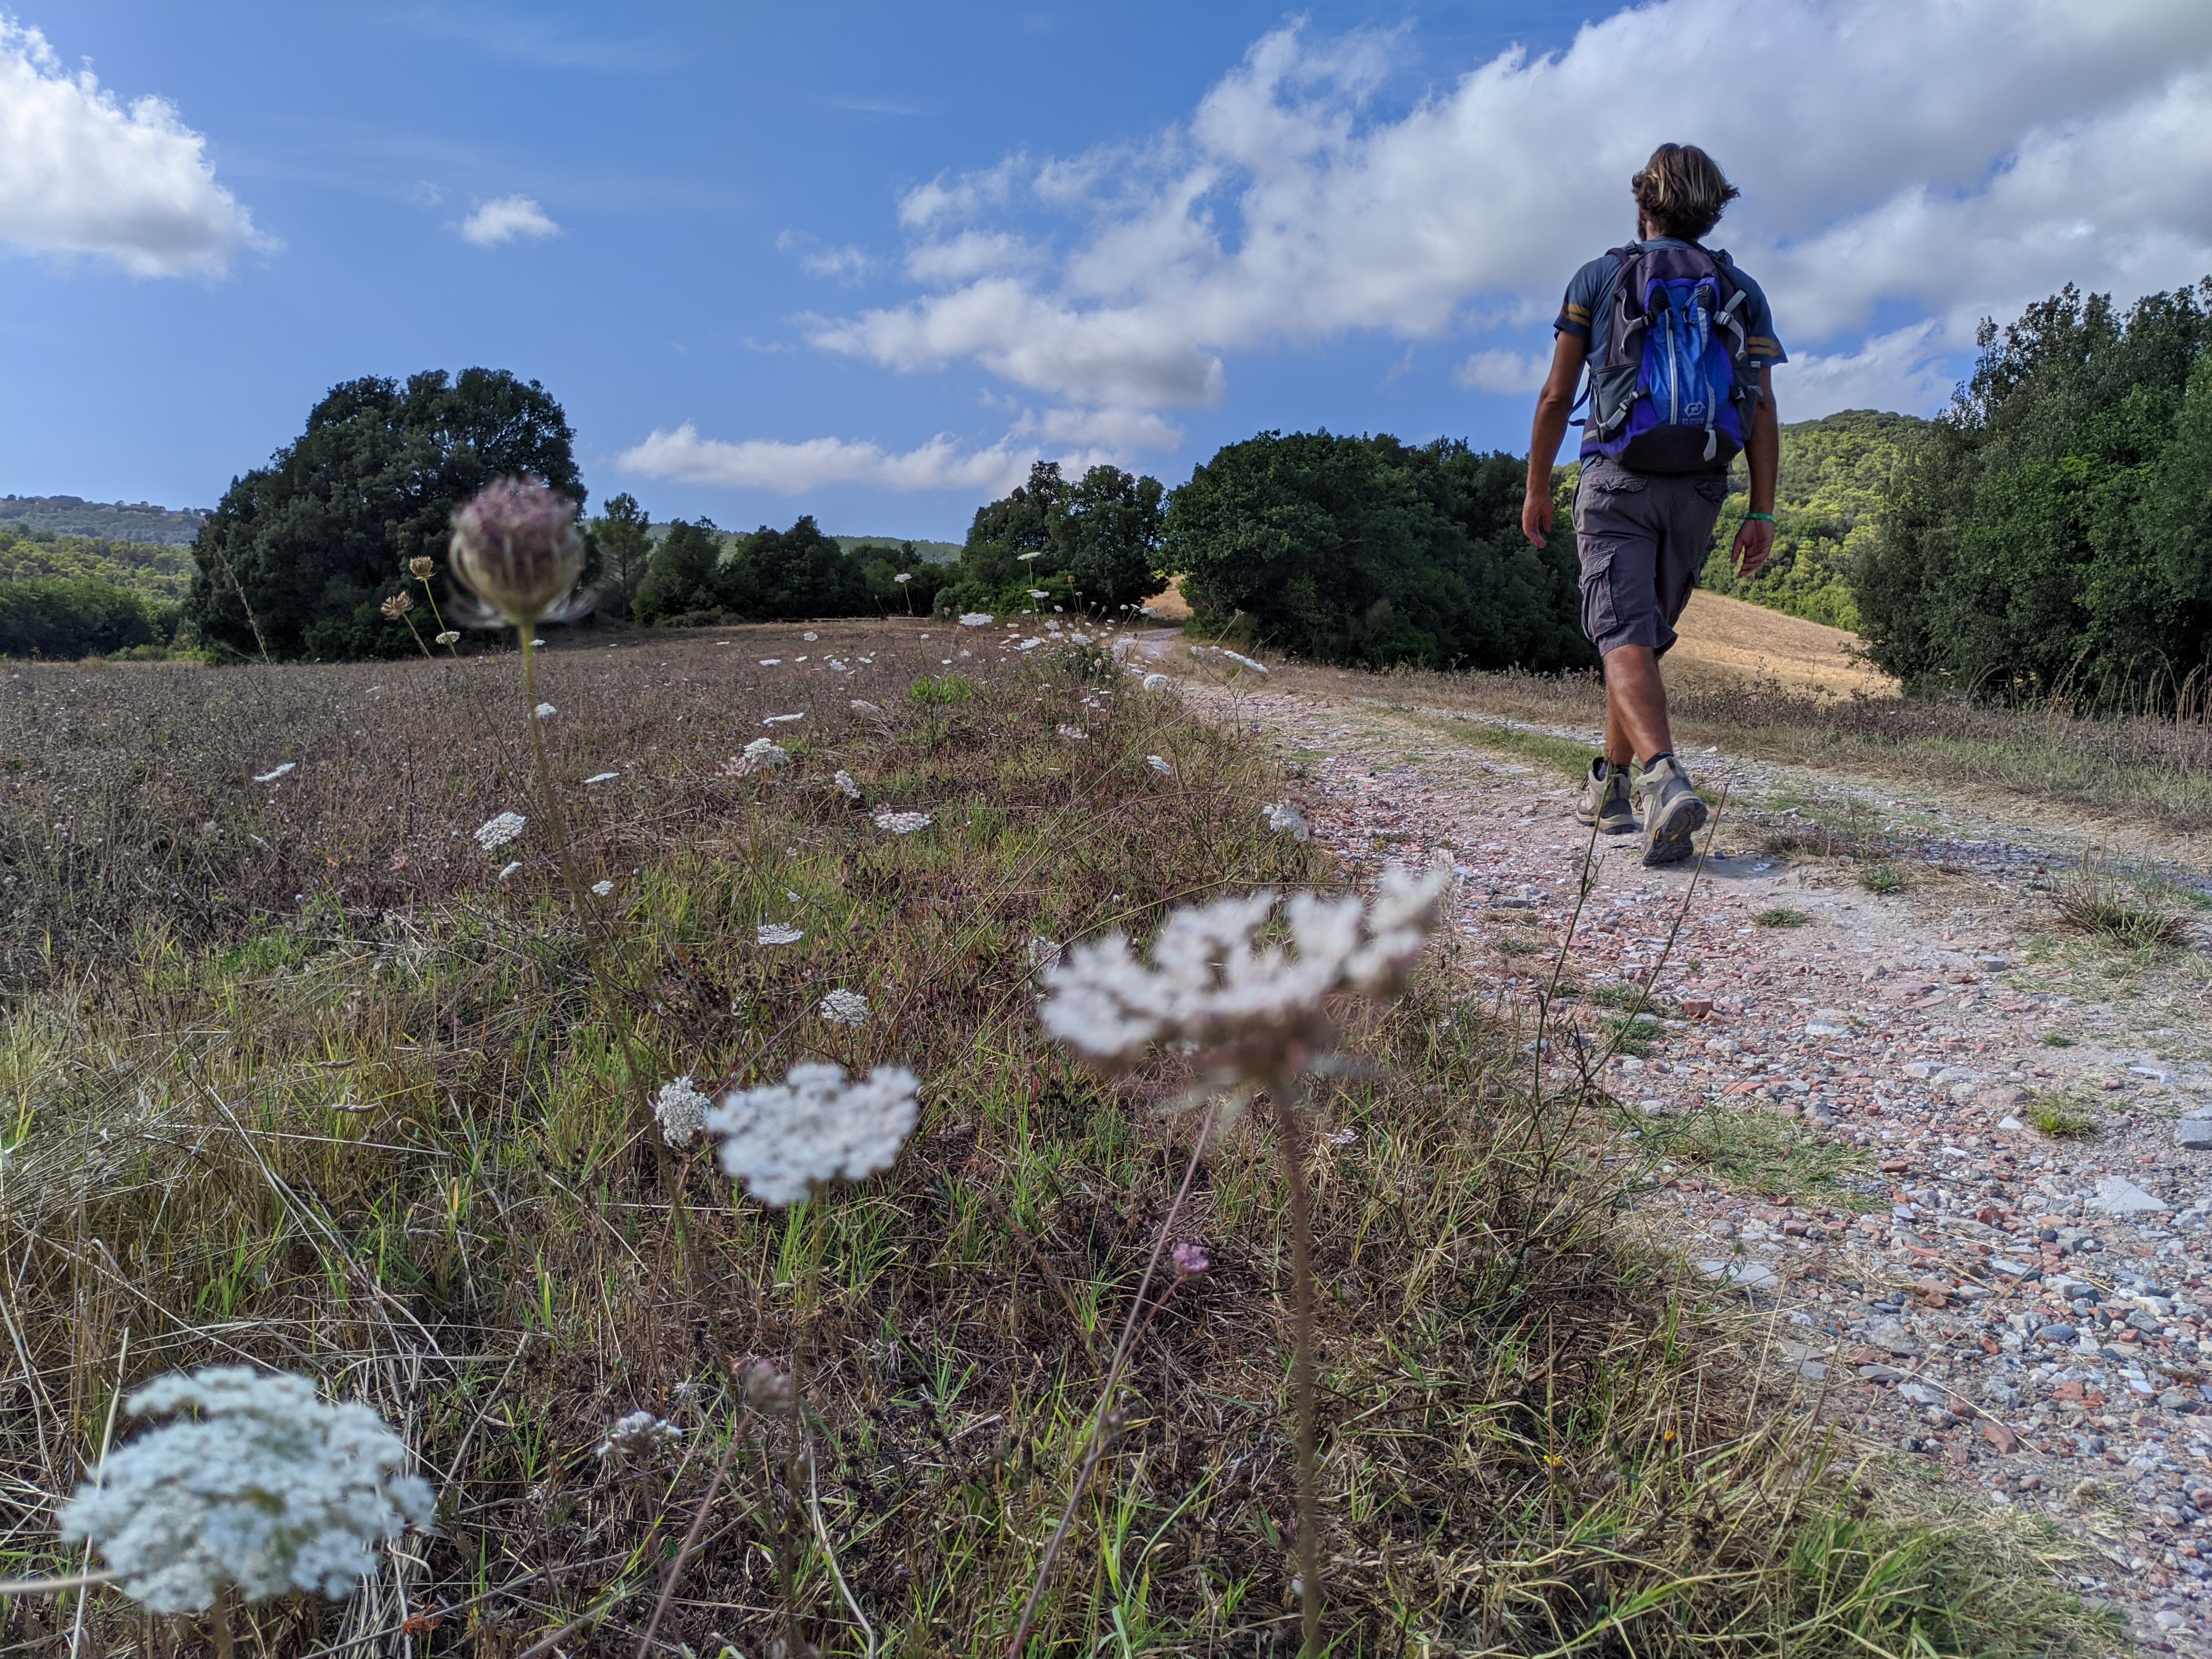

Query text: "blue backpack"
[1581, 242, 1759, 473]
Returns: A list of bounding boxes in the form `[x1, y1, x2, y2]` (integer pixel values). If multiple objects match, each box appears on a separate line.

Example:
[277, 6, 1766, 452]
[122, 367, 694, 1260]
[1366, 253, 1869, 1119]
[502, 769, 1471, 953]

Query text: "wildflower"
[1327, 1128, 1357, 1146]
[1264, 804, 1310, 841]
[743, 1361, 796, 1413]
[1027, 589, 1050, 599]
[447, 477, 594, 629]
[894, 571, 912, 584]
[408, 556, 435, 580]
[1056, 724, 1088, 741]
[872, 808, 931, 835]
[496, 860, 521, 880]
[1141, 674, 1171, 692]
[719, 737, 792, 777]
[590, 879, 614, 897]
[252, 763, 297, 784]
[597, 1411, 682, 1461]
[763, 712, 804, 724]
[850, 698, 883, 715]
[705, 1060, 917, 1207]
[1027, 936, 1063, 975]
[1171, 1241, 1209, 1276]
[1038, 859, 1451, 1078]
[759, 658, 782, 665]
[583, 771, 619, 786]
[834, 770, 862, 800]
[1146, 755, 1172, 776]
[803, 631, 819, 641]
[1016, 551, 1042, 562]
[1192, 644, 1269, 677]
[818, 988, 869, 1025]
[379, 591, 414, 620]
[534, 702, 556, 719]
[474, 811, 526, 852]
[957, 612, 993, 627]
[654, 1078, 712, 1147]
[434, 630, 460, 646]
[757, 922, 804, 946]
[56, 1366, 434, 1615]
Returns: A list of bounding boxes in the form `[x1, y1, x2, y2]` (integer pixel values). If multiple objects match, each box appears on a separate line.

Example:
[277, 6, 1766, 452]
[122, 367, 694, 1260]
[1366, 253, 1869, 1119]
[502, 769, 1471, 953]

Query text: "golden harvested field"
[1668, 591, 1897, 698]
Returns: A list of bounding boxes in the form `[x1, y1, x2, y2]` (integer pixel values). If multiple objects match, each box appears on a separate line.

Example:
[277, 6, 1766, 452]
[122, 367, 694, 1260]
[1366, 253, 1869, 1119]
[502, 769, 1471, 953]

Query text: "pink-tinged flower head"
[1172, 1241, 1209, 1276]
[448, 477, 594, 629]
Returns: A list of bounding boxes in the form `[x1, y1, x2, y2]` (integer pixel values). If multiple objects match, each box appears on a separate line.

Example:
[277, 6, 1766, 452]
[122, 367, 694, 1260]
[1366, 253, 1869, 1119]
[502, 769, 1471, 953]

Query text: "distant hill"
[834, 535, 961, 566]
[0, 495, 205, 546]
[1698, 408, 1932, 633]
[0, 527, 195, 605]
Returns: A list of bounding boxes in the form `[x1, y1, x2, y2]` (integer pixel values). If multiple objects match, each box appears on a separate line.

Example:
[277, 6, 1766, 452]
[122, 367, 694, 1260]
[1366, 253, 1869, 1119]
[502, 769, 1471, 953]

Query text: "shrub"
[1162, 431, 1593, 671]
[0, 576, 162, 659]
[634, 515, 924, 626]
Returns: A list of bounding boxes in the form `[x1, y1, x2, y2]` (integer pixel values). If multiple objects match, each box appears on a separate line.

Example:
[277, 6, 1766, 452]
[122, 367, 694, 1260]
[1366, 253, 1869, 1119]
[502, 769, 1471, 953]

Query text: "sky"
[6, 2, 2212, 541]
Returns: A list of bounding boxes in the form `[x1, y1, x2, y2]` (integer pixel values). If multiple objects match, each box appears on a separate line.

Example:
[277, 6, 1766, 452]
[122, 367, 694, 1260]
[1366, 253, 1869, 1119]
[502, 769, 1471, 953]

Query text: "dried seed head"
[742, 1361, 796, 1414]
[448, 477, 594, 629]
[379, 591, 414, 620]
[407, 556, 435, 580]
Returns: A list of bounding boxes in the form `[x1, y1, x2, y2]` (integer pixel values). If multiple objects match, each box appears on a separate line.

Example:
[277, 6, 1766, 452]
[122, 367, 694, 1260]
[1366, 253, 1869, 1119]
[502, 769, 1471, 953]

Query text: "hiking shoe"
[1633, 755, 1709, 866]
[1573, 758, 1637, 836]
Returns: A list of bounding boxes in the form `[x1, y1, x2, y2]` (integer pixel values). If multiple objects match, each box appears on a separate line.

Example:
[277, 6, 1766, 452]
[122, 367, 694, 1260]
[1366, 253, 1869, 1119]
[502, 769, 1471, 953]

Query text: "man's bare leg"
[1601, 644, 1674, 765]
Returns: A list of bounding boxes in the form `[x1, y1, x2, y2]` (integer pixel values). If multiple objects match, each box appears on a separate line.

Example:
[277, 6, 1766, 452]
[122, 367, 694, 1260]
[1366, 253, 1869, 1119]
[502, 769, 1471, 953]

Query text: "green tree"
[1854, 280, 2212, 700]
[631, 519, 724, 625]
[185, 369, 584, 658]
[1060, 465, 1166, 609]
[722, 515, 868, 619]
[938, 461, 1165, 617]
[1162, 431, 1592, 671]
[590, 493, 654, 620]
[0, 578, 161, 659]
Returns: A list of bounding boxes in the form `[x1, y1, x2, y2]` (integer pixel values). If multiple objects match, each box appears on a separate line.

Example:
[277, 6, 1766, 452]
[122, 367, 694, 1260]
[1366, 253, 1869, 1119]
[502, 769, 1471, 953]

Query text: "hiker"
[1521, 142, 1785, 865]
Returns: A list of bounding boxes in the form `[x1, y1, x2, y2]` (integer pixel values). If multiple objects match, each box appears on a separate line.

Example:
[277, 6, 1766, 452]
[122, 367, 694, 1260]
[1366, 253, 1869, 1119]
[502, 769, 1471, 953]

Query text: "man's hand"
[1522, 489, 1554, 549]
[1731, 514, 1776, 580]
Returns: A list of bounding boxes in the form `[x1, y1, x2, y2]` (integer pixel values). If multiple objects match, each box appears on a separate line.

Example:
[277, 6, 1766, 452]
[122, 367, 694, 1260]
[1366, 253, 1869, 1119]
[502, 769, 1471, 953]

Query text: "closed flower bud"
[448, 477, 594, 629]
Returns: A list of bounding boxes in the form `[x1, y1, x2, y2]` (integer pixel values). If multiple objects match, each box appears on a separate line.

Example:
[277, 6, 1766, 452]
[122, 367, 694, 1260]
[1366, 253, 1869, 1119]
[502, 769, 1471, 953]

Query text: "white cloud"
[0, 19, 265, 275]
[807, 1, 2212, 420]
[617, 423, 1043, 495]
[460, 195, 559, 247]
[1783, 321, 1960, 421]
[800, 244, 874, 282]
[1031, 405, 1185, 452]
[1453, 348, 1551, 395]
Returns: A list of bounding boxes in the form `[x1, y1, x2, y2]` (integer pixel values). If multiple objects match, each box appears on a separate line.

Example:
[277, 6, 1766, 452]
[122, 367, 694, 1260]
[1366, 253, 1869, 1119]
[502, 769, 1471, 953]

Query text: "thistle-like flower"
[1264, 803, 1310, 841]
[408, 556, 435, 580]
[1038, 860, 1450, 1082]
[818, 988, 869, 1025]
[1171, 1241, 1210, 1276]
[379, 591, 414, 620]
[447, 477, 595, 629]
[597, 1411, 682, 1462]
[705, 1061, 918, 1207]
[654, 1078, 711, 1147]
[474, 811, 526, 852]
[57, 1367, 433, 1616]
[873, 808, 931, 835]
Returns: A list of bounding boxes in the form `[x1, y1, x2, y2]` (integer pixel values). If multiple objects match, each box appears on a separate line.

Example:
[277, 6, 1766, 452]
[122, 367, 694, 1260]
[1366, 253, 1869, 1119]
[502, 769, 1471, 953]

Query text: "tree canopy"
[1162, 431, 1592, 671]
[631, 515, 938, 627]
[589, 494, 654, 621]
[937, 462, 1165, 618]
[1853, 280, 2212, 701]
[184, 369, 583, 659]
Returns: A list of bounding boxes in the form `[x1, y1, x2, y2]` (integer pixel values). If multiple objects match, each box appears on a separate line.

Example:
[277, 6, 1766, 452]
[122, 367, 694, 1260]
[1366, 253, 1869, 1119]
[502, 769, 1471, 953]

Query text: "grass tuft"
[2027, 1094, 2099, 1139]
[2051, 851, 2193, 952]
[1756, 907, 1813, 928]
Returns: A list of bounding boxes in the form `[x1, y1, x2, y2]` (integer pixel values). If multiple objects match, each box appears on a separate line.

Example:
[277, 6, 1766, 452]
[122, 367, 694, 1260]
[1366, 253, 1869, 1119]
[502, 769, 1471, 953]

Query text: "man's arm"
[1731, 366, 1778, 578]
[1521, 331, 1588, 549]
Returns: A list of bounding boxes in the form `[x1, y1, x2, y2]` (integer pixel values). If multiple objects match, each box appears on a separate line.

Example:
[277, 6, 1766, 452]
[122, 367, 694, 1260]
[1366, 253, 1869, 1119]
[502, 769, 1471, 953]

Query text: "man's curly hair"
[1632, 143, 1740, 241]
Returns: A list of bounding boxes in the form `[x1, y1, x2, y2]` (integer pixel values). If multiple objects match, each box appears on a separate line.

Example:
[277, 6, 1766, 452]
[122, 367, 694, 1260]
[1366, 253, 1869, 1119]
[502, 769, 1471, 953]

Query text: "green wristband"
[1744, 512, 1775, 523]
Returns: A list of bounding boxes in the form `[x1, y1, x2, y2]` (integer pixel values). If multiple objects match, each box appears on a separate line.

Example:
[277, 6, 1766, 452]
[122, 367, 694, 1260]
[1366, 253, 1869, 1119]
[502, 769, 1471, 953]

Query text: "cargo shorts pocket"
[1691, 474, 1731, 507]
[1578, 549, 1623, 647]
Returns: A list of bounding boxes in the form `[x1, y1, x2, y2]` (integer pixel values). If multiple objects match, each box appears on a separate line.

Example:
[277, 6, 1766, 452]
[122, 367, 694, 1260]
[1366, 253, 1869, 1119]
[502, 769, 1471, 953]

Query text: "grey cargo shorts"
[1572, 455, 1730, 658]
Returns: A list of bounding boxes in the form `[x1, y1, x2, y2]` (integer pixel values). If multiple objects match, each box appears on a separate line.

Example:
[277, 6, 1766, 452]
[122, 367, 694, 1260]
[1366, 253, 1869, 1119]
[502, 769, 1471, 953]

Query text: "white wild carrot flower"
[583, 771, 619, 786]
[534, 702, 556, 719]
[1015, 551, 1042, 562]
[1038, 860, 1450, 1078]
[802, 632, 818, 641]
[1141, 674, 1171, 692]
[705, 1061, 917, 1207]
[589, 879, 614, 897]
[873, 808, 931, 835]
[719, 737, 792, 778]
[834, 770, 862, 800]
[597, 1411, 682, 1461]
[757, 922, 804, 946]
[252, 763, 297, 784]
[764, 713, 804, 724]
[850, 698, 883, 715]
[957, 613, 993, 627]
[434, 630, 460, 646]
[1146, 755, 1172, 775]
[759, 658, 782, 666]
[496, 860, 521, 881]
[1056, 724, 1088, 741]
[57, 1366, 434, 1616]
[1264, 804, 1310, 841]
[1027, 588, 1050, 599]
[818, 988, 869, 1025]
[894, 572, 911, 584]
[447, 477, 593, 629]
[654, 1078, 712, 1147]
[1027, 936, 1063, 975]
[474, 811, 526, 852]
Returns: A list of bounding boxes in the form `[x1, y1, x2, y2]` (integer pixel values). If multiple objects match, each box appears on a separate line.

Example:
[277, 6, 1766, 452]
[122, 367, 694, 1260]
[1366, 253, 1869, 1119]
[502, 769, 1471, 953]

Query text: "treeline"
[627, 514, 941, 626]
[0, 528, 188, 660]
[1854, 279, 2212, 702]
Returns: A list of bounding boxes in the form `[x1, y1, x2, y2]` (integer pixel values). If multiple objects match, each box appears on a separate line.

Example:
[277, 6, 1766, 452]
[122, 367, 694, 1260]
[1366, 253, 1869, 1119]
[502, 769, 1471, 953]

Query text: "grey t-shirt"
[1554, 238, 1787, 369]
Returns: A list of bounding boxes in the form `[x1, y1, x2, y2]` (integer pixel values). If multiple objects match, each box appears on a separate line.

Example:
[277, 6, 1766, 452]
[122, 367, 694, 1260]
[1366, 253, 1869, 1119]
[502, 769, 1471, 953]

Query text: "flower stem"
[1276, 1088, 1322, 1658]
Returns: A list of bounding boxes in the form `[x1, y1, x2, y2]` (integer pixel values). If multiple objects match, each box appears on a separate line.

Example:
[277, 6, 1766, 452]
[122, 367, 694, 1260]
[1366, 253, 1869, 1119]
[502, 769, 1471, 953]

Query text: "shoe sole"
[1641, 794, 1709, 865]
[1598, 813, 1638, 836]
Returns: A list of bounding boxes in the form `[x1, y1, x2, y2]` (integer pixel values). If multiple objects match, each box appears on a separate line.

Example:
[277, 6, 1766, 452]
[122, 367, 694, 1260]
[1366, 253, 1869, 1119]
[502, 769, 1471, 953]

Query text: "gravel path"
[1145, 635, 2212, 1655]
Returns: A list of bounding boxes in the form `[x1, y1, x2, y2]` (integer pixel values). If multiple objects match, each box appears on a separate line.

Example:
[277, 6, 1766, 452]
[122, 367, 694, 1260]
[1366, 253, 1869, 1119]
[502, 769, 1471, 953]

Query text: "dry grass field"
[0, 621, 2096, 1656]
[1667, 592, 1897, 699]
